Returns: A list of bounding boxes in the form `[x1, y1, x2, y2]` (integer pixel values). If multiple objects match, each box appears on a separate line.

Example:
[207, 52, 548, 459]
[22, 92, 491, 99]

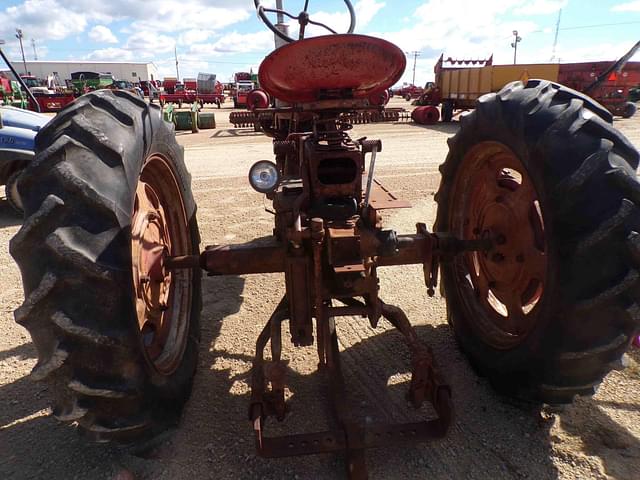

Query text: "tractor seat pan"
[259, 34, 406, 104]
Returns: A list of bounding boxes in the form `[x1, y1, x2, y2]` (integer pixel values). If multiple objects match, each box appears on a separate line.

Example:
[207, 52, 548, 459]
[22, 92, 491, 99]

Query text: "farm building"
[2, 60, 159, 83]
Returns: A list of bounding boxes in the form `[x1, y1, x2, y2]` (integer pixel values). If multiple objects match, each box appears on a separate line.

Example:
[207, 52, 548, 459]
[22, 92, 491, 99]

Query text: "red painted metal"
[30, 93, 75, 113]
[247, 88, 271, 110]
[411, 105, 440, 125]
[259, 34, 406, 103]
[558, 60, 640, 116]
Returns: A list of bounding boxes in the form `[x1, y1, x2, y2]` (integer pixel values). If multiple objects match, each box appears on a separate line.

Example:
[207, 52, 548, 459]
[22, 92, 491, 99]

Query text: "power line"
[557, 20, 640, 31]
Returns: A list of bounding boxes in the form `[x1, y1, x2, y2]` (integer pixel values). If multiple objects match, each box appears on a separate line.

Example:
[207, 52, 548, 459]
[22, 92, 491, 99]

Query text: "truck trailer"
[426, 42, 640, 121]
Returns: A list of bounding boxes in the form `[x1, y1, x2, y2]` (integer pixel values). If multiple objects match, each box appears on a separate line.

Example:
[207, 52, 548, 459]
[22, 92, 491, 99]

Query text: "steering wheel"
[254, 0, 356, 43]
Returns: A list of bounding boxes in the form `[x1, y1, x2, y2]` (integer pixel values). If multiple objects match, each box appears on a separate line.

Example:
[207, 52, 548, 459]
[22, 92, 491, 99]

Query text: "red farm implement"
[160, 75, 224, 109]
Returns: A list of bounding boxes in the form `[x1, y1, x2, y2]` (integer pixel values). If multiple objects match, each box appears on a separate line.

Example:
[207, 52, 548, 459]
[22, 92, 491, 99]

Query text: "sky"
[0, 0, 639, 85]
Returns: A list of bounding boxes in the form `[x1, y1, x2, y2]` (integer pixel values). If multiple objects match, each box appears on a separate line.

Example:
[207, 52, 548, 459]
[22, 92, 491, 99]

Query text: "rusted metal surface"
[249, 296, 453, 478]
[131, 154, 193, 375]
[229, 109, 409, 129]
[368, 178, 412, 209]
[202, 241, 286, 275]
[173, 29, 499, 478]
[258, 34, 406, 103]
[449, 141, 547, 349]
[229, 111, 258, 128]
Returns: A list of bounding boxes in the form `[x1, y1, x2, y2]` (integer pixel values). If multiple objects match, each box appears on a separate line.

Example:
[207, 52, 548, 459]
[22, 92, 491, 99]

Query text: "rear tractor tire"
[10, 89, 202, 442]
[435, 80, 640, 404]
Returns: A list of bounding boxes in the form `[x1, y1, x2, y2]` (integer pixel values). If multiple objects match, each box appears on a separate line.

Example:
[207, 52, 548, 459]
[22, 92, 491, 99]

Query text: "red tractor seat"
[259, 34, 406, 103]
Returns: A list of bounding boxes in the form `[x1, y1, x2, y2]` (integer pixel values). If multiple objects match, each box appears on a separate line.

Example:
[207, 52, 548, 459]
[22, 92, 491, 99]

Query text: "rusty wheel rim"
[450, 141, 547, 349]
[131, 154, 192, 375]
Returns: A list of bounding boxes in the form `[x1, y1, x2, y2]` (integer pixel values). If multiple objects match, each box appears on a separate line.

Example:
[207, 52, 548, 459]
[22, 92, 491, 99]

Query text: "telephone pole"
[405, 51, 420, 85]
[15, 28, 27, 75]
[174, 45, 180, 79]
[550, 9, 562, 62]
[31, 38, 37, 60]
[511, 30, 522, 64]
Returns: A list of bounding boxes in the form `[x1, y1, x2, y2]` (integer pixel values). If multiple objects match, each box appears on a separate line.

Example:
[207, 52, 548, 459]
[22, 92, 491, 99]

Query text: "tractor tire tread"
[435, 79, 640, 404]
[11, 90, 200, 443]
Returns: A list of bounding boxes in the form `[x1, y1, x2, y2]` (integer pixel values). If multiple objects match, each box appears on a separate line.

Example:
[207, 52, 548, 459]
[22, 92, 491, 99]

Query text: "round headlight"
[248, 160, 280, 193]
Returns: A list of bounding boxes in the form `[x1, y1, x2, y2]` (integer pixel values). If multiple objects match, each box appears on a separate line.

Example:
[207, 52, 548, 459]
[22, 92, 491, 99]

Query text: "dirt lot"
[1, 98, 640, 479]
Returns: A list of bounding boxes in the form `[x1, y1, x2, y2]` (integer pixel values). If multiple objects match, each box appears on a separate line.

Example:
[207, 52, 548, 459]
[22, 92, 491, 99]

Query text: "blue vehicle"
[0, 44, 49, 214]
[0, 106, 49, 213]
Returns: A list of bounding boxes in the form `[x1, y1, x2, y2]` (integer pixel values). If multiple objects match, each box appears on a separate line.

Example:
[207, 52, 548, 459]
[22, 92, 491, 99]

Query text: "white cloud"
[366, 0, 548, 83]
[85, 47, 134, 61]
[611, 1, 640, 11]
[355, 0, 386, 28]
[304, 0, 385, 36]
[549, 40, 640, 63]
[177, 29, 214, 46]
[0, 0, 88, 41]
[89, 25, 118, 44]
[125, 31, 175, 55]
[189, 31, 274, 55]
[129, 3, 250, 33]
[514, 0, 567, 15]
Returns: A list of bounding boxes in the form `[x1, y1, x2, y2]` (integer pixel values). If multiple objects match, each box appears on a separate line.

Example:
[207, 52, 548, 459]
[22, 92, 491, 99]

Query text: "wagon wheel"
[435, 80, 640, 404]
[254, 0, 355, 43]
[10, 90, 201, 441]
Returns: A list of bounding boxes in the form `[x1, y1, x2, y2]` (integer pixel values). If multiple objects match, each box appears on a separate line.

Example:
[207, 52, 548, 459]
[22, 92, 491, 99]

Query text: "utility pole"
[15, 28, 27, 75]
[405, 51, 420, 85]
[174, 45, 180, 79]
[31, 38, 37, 60]
[274, 0, 290, 49]
[550, 9, 562, 62]
[511, 30, 522, 64]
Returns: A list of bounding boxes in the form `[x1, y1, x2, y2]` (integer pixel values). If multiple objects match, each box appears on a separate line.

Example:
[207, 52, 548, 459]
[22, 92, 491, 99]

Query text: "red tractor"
[9, 1, 640, 478]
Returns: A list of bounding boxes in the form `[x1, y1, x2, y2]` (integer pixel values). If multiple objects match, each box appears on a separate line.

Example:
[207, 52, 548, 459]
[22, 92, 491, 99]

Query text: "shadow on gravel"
[409, 122, 460, 135]
[0, 341, 35, 363]
[210, 128, 263, 139]
[0, 274, 247, 480]
[153, 314, 563, 480]
[551, 347, 640, 480]
[10, 281, 637, 479]
[0, 201, 22, 227]
[555, 395, 640, 480]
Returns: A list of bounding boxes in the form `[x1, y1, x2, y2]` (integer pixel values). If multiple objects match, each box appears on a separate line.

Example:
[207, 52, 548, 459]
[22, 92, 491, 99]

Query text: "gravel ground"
[1, 98, 639, 479]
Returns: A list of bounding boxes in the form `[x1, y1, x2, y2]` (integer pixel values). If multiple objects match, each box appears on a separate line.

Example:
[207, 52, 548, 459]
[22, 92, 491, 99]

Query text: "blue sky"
[0, 0, 639, 85]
